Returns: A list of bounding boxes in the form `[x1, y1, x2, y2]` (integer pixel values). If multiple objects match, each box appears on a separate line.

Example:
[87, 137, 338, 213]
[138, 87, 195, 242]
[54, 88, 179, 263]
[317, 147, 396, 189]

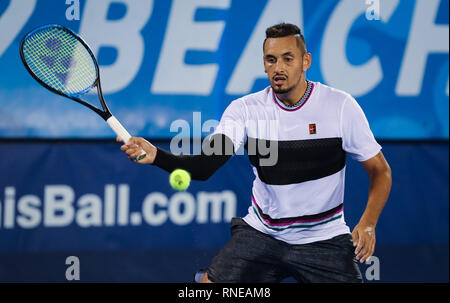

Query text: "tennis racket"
[19, 24, 146, 161]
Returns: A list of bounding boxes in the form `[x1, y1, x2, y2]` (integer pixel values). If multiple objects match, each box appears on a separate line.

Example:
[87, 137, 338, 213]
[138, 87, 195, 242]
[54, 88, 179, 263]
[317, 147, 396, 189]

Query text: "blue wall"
[0, 0, 448, 139]
[1, 0, 448, 283]
[0, 140, 447, 282]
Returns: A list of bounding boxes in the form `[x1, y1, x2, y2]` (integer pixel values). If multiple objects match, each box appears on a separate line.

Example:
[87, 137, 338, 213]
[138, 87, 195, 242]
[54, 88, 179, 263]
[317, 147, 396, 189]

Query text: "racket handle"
[107, 115, 146, 161]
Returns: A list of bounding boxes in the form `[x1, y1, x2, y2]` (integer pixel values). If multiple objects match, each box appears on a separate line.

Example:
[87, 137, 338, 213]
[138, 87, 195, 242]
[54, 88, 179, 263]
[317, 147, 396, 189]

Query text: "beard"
[271, 74, 303, 95]
[271, 83, 294, 94]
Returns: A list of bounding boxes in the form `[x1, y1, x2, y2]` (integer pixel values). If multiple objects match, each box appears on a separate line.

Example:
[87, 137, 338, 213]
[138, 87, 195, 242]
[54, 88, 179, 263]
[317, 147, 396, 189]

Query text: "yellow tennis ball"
[169, 169, 191, 191]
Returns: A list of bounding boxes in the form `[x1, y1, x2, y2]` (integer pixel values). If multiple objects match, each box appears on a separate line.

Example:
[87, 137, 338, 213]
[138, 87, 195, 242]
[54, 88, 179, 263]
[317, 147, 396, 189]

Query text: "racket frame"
[19, 24, 112, 121]
[20, 24, 146, 160]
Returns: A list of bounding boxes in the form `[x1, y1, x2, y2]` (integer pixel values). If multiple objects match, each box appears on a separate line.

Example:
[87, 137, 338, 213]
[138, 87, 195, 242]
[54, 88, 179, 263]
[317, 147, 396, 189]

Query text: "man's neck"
[276, 78, 308, 107]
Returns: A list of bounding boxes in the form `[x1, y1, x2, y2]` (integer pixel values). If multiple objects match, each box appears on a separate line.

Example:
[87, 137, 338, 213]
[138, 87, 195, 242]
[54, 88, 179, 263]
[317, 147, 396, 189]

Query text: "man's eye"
[285, 57, 293, 62]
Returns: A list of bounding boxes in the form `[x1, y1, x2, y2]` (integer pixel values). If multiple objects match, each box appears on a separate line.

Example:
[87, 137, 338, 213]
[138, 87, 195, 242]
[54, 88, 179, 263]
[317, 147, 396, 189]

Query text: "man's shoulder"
[314, 81, 353, 102]
[239, 86, 272, 104]
[223, 87, 271, 113]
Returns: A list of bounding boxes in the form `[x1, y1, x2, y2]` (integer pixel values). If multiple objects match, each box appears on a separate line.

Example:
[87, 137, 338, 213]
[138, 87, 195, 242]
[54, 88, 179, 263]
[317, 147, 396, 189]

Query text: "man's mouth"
[273, 75, 287, 85]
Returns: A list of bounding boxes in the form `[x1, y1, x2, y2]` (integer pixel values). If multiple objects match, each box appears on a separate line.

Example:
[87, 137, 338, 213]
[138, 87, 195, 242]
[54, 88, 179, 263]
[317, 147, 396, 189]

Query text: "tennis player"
[119, 23, 392, 283]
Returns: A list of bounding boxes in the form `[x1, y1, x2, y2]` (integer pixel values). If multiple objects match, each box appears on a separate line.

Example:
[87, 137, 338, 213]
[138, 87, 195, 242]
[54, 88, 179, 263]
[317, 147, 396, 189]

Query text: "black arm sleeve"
[152, 134, 235, 181]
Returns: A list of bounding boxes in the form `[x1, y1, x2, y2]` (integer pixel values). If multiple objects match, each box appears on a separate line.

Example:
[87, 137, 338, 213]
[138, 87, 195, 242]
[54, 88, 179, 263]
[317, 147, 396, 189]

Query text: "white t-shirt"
[213, 81, 381, 244]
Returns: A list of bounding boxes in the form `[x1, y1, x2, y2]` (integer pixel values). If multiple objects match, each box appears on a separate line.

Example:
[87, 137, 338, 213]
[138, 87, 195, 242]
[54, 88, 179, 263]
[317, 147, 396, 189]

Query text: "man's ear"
[303, 53, 312, 72]
[263, 56, 267, 73]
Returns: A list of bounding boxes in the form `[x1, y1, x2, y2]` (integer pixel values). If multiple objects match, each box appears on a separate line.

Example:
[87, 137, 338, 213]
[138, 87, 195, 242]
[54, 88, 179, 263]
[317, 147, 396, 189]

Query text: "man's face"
[263, 36, 307, 94]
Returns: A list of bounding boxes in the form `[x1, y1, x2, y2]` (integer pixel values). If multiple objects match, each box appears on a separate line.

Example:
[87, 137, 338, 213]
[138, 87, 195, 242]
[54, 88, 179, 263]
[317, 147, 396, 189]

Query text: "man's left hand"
[351, 221, 376, 263]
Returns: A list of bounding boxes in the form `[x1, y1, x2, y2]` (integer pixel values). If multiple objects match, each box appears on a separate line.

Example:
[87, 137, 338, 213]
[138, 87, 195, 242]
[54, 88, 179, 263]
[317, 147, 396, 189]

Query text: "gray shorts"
[206, 218, 363, 283]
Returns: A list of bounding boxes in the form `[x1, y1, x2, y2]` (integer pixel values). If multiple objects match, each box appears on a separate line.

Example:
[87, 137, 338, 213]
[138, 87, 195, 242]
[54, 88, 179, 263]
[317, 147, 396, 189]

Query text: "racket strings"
[22, 26, 97, 96]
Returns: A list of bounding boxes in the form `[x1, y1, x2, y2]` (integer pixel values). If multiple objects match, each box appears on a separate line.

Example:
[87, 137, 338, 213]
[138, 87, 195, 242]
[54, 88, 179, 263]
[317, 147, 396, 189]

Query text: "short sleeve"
[212, 99, 247, 153]
[341, 96, 381, 162]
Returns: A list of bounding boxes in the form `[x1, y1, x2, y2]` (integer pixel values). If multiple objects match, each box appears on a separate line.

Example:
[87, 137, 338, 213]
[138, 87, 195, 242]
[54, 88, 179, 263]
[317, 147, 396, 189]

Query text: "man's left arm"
[352, 151, 392, 263]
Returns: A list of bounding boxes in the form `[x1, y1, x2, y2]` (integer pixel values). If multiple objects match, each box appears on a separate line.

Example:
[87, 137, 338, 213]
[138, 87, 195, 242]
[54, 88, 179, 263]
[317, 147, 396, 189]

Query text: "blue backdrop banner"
[0, 140, 448, 282]
[0, 0, 448, 139]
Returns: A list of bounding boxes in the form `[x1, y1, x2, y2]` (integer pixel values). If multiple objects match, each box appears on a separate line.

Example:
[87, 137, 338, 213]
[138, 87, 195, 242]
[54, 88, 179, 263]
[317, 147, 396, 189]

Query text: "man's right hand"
[117, 136, 157, 164]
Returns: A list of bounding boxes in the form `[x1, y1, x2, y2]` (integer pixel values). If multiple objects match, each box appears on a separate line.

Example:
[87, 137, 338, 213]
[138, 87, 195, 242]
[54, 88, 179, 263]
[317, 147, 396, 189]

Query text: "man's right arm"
[119, 134, 234, 181]
[121, 98, 246, 180]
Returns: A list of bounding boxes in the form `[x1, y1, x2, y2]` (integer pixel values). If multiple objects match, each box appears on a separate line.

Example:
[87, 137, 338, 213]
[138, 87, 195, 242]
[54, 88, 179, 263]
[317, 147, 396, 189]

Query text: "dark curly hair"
[263, 23, 307, 54]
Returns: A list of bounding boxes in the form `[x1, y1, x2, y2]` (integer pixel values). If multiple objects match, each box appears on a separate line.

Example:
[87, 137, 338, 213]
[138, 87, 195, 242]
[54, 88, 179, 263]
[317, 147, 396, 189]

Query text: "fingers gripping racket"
[20, 24, 146, 161]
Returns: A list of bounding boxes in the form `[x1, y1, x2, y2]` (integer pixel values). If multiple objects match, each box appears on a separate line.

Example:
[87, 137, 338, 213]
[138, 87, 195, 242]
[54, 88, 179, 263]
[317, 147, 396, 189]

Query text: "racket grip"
[107, 115, 146, 161]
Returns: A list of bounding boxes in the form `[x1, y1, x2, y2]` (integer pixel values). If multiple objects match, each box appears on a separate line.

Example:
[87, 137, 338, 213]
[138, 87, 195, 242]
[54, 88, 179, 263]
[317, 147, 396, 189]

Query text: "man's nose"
[274, 60, 286, 73]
